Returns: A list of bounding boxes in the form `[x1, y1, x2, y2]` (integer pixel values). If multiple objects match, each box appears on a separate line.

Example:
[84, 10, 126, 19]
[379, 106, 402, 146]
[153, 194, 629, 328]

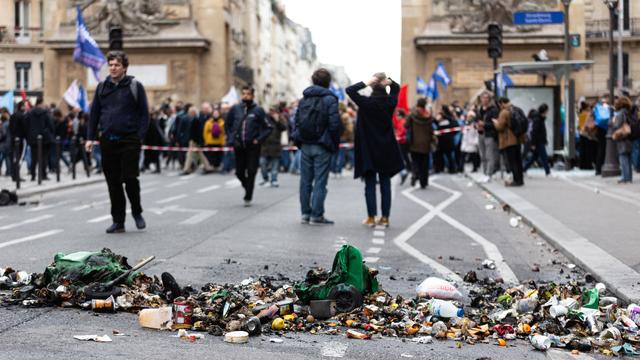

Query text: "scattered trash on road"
[73, 335, 113, 343]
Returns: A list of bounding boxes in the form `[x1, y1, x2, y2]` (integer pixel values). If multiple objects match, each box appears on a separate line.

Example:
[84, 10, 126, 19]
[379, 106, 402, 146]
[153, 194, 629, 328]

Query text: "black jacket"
[346, 81, 404, 179]
[9, 111, 26, 141]
[529, 111, 548, 146]
[25, 107, 55, 145]
[435, 114, 458, 152]
[261, 114, 287, 157]
[88, 75, 150, 141]
[225, 101, 271, 148]
[478, 105, 500, 139]
[292, 85, 342, 152]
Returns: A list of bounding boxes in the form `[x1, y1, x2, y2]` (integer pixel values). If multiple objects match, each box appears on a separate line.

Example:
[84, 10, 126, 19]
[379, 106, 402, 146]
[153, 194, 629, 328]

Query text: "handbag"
[612, 122, 631, 141]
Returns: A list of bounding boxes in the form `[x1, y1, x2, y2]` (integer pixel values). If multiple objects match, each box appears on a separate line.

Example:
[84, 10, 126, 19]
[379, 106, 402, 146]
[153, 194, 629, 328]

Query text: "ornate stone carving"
[433, 0, 559, 33]
[71, 0, 168, 34]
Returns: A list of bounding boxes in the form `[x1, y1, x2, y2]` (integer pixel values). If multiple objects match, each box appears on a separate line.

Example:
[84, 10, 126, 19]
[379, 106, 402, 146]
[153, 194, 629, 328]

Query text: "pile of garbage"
[2, 246, 640, 356]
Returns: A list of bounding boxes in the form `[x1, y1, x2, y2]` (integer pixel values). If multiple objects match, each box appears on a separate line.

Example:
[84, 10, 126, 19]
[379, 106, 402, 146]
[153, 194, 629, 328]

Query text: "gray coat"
[610, 108, 633, 154]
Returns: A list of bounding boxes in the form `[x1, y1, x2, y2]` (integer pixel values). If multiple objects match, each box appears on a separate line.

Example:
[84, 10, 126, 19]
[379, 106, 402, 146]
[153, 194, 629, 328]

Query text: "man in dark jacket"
[477, 91, 500, 182]
[25, 97, 54, 181]
[294, 68, 342, 225]
[523, 103, 550, 175]
[260, 106, 287, 187]
[346, 73, 403, 228]
[86, 51, 150, 234]
[225, 85, 272, 206]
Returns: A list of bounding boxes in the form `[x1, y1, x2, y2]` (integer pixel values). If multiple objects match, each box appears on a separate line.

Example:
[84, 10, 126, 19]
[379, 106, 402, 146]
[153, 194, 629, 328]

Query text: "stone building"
[401, 0, 637, 105]
[40, 0, 318, 107]
[0, 0, 46, 98]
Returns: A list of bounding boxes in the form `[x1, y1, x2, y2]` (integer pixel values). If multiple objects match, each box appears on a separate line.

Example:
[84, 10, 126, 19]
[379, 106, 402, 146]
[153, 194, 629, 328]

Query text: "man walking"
[225, 86, 272, 206]
[494, 97, 524, 187]
[25, 97, 54, 181]
[294, 68, 342, 225]
[86, 51, 150, 233]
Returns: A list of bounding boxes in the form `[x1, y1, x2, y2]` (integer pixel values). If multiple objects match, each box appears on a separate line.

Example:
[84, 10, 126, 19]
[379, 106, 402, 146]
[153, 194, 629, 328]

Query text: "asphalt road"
[0, 170, 598, 359]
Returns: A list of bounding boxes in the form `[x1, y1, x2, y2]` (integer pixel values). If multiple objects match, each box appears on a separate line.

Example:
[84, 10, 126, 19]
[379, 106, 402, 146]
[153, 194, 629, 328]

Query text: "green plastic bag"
[43, 248, 137, 286]
[294, 245, 379, 304]
[581, 288, 599, 310]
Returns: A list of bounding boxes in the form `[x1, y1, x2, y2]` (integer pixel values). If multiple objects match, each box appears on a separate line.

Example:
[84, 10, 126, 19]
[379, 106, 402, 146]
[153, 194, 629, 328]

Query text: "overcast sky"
[281, 0, 401, 84]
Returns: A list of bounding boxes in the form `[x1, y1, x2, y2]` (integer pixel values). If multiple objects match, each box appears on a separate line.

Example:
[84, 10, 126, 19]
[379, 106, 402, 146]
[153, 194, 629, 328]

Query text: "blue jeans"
[280, 150, 291, 172]
[299, 144, 332, 219]
[523, 144, 550, 175]
[632, 140, 640, 171]
[260, 155, 279, 183]
[222, 152, 235, 173]
[330, 148, 345, 174]
[0, 151, 11, 176]
[365, 172, 391, 217]
[619, 152, 633, 182]
[289, 150, 301, 174]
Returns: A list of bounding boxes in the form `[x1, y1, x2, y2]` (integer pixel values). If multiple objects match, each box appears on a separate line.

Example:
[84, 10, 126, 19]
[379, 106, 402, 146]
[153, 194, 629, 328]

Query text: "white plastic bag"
[416, 277, 463, 300]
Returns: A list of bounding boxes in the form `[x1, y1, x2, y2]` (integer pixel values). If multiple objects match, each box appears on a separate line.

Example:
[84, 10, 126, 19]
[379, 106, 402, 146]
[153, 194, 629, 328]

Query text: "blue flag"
[426, 75, 439, 101]
[73, 6, 106, 81]
[330, 82, 345, 101]
[78, 84, 90, 113]
[416, 76, 428, 96]
[497, 71, 514, 96]
[0, 91, 14, 114]
[434, 63, 451, 89]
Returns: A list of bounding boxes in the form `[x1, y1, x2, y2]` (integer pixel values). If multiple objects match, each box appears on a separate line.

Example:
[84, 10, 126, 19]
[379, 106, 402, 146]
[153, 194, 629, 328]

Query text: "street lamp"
[561, 0, 575, 165]
[601, 0, 621, 177]
[562, 0, 572, 61]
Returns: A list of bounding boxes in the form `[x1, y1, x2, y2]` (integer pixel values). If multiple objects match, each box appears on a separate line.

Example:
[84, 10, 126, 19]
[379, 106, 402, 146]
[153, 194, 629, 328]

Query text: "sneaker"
[376, 217, 389, 228]
[106, 223, 125, 234]
[271, 181, 279, 188]
[301, 215, 310, 224]
[133, 214, 146, 230]
[309, 217, 334, 226]
[362, 216, 376, 227]
[244, 199, 252, 207]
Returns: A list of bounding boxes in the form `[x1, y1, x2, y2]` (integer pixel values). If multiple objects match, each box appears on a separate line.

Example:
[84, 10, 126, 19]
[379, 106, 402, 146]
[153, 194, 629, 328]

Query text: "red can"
[173, 300, 192, 329]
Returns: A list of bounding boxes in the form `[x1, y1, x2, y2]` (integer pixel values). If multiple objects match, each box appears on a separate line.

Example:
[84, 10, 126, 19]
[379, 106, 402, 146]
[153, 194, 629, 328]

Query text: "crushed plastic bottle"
[428, 299, 464, 318]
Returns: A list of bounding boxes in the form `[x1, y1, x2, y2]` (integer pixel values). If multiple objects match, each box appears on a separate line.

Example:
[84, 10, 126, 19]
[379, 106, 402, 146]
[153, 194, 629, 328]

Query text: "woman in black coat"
[346, 73, 404, 228]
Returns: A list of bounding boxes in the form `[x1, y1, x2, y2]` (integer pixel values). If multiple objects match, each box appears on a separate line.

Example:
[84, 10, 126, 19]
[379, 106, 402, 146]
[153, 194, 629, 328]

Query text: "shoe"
[505, 181, 524, 187]
[271, 181, 279, 188]
[133, 214, 146, 230]
[301, 215, 310, 224]
[376, 217, 389, 228]
[362, 216, 376, 227]
[309, 217, 334, 226]
[259, 180, 267, 186]
[179, 171, 191, 176]
[410, 177, 417, 187]
[106, 223, 125, 234]
[400, 172, 408, 185]
[244, 199, 252, 207]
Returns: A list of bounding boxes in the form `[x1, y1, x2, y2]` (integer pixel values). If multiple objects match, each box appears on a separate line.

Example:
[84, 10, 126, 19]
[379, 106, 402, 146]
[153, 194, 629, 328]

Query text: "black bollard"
[71, 136, 77, 180]
[14, 137, 21, 190]
[79, 137, 90, 178]
[37, 135, 43, 185]
[55, 136, 61, 182]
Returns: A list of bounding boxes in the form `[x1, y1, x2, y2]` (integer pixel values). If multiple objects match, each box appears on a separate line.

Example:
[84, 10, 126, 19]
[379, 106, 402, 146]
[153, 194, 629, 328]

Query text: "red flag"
[393, 84, 410, 144]
[396, 84, 409, 113]
[19, 88, 31, 110]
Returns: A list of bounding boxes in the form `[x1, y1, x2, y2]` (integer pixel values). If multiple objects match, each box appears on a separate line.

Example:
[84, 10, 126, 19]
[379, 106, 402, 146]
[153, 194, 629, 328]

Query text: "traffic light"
[109, 27, 123, 50]
[487, 23, 502, 59]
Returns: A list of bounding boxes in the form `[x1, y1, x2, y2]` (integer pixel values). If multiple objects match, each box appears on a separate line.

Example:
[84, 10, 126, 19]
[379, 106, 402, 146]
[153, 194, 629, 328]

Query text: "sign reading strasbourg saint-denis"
[513, 11, 565, 25]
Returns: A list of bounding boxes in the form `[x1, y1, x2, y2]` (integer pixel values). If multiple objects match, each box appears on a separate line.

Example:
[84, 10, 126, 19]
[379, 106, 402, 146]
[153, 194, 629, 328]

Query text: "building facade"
[40, 0, 318, 107]
[0, 0, 46, 98]
[401, 0, 637, 105]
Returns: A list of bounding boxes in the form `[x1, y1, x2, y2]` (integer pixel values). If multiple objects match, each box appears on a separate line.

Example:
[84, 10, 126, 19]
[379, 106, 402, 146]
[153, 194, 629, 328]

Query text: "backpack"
[296, 96, 326, 142]
[0, 189, 18, 206]
[509, 106, 528, 137]
[211, 120, 222, 139]
[96, 78, 139, 104]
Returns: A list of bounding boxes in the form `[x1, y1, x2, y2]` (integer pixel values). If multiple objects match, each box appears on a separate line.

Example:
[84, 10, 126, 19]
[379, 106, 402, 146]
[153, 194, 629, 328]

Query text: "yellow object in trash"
[272, 318, 285, 330]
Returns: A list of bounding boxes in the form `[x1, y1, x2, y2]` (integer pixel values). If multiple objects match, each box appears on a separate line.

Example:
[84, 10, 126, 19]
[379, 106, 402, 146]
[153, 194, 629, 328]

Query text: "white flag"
[63, 80, 81, 109]
[221, 86, 239, 105]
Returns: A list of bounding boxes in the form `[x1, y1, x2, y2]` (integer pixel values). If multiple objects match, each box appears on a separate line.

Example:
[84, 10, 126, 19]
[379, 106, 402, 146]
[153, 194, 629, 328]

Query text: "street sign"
[513, 11, 565, 25]
[570, 34, 581, 48]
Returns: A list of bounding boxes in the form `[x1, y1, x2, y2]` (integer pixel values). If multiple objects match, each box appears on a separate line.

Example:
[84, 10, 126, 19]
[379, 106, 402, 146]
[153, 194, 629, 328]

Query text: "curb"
[12, 177, 104, 198]
[466, 173, 640, 304]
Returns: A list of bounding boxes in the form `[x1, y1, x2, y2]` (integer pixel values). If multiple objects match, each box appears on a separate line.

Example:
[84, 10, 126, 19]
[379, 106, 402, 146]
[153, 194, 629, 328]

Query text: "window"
[613, 0, 630, 32]
[14, 0, 31, 39]
[15, 62, 31, 90]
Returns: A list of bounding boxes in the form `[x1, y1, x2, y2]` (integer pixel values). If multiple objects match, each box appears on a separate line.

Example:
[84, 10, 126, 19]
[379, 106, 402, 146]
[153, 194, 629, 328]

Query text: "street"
[0, 170, 596, 359]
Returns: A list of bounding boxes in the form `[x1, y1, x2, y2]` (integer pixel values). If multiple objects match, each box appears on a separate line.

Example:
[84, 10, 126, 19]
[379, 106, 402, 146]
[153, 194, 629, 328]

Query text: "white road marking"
[165, 181, 186, 188]
[395, 187, 464, 283]
[87, 210, 130, 223]
[0, 214, 54, 231]
[321, 341, 348, 358]
[367, 247, 382, 254]
[155, 194, 187, 204]
[427, 181, 519, 284]
[180, 210, 217, 225]
[72, 199, 109, 211]
[140, 187, 159, 195]
[225, 179, 242, 189]
[26, 200, 74, 212]
[374, 225, 386, 230]
[142, 181, 159, 187]
[197, 184, 221, 193]
[0, 229, 64, 250]
[373, 230, 385, 237]
[372, 238, 385, 245]
[363, 257, 379, 263]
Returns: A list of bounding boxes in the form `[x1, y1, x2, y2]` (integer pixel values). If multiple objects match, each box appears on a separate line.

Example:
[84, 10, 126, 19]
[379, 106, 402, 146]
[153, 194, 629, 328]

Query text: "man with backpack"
[494, 97, 525, 187]
[86, 51, 150, 233]
[293, 68, 342, 225]
[225, 86, 272, 206]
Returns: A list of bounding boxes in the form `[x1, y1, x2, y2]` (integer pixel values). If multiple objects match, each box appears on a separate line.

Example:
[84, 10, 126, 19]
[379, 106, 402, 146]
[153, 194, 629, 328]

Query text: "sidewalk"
[468, 169, 640, 304]
[0, 170, 103, 198]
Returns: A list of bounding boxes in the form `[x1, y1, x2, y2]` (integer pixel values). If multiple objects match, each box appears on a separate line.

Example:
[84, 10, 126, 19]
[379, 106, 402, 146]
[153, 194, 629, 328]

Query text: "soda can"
[92, 295, 115, 313]
[276, 299, 294, 316]
[173, 300, 192, 329]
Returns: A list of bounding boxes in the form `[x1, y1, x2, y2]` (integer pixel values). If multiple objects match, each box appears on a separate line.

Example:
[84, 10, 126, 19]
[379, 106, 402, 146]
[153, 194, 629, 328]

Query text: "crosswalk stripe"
[156, 194, 187, 204]
[372, 238, 385, 245]
[0, 214, 53, 231]
[0, 229, 64, 249]
[197, 184, 221, 193]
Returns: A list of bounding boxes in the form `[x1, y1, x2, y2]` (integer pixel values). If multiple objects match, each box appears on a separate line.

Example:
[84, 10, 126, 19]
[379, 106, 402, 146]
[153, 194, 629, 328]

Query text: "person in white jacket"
[460, 111, 480, 172]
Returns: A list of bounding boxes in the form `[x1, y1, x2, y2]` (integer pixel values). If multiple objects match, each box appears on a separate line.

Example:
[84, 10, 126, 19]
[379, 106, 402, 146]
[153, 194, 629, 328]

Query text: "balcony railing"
[586, 18, 640, 38]
[0, 26, 43, 44]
